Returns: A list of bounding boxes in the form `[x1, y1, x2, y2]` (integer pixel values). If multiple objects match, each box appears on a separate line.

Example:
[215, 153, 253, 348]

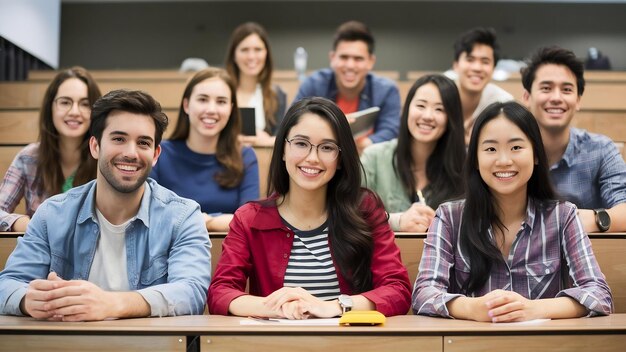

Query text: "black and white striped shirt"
[282, 219, 341, 301]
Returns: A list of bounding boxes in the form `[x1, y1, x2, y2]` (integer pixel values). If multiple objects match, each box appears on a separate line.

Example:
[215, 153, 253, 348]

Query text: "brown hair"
[170, 67, 244, 188]
[36, 66, 101, 196]
[90, 89, 169, 146]
[225, 22, 279, 133]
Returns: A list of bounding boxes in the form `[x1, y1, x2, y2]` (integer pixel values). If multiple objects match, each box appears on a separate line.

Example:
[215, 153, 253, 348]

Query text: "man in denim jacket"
[0, 89, 211, 321]
[294, 21, 401, 153]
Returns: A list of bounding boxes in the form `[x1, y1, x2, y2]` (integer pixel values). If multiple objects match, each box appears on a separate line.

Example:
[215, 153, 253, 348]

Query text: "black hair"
[453, 27, 500, 64]
[394, 74, 466, 207]
[332, 21, 375, 54]
[267, 97, 378, 293]
[460, 101, 556, 294]
[90, 89, 168, 146]
[521, 46, 585, 96]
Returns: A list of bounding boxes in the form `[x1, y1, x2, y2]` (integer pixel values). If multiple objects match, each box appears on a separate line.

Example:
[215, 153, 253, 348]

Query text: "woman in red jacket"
[208, 97, 411, 319]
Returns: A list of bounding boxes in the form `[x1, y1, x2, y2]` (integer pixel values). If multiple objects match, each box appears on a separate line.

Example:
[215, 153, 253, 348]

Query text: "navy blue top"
[150, 140, 260, 214]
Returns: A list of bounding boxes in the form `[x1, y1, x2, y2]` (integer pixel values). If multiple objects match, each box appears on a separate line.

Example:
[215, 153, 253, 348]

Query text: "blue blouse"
[150, 140, 259, 214]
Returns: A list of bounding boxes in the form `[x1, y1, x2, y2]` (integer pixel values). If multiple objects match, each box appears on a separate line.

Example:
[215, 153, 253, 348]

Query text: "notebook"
[346, 107, 380, 138]
[239, 107, 256, 136]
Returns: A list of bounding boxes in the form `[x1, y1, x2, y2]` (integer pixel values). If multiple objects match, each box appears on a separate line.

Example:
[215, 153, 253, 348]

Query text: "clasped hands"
[262, 287, 341, 320]
[21, 272, 117, 322]
[473, 289, 541, 323]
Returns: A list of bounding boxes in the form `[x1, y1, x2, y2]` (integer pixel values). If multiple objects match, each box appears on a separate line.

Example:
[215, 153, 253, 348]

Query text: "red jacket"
[208, 191, 411, 316]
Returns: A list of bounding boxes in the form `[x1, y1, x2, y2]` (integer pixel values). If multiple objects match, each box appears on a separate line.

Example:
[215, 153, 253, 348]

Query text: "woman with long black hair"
[209, 97, 411, 318]
[413, 101, 612, 321]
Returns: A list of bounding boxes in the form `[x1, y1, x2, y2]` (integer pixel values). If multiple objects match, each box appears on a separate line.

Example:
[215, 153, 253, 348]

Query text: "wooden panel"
[0, 108, 177, 145]
[253, 146, 273, 198]
[209, 236, 224, 278]
[591, 238, 626, 313]
[0, 111, 39, 145]
[398, 81, 412, 106]
[397, 236, 424, 287]
[99, 81, 186, 109]
[29, 69, 194, 81]
[573, 111, 626, 142]
[0, 82, 48, 109]
[444, 335, 624, 352]
[0, 237, 18, 270]
[0, 146, 22, 178]
[0, 82, 186, 110]
[0, 335, 186, 352]
[201, 336, 441, 352]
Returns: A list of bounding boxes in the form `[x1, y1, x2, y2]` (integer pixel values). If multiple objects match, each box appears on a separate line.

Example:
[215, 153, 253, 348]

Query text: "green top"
[61, 172, 76, 193]
[361, 139, 411, 213]
[361, 139, 436, 213]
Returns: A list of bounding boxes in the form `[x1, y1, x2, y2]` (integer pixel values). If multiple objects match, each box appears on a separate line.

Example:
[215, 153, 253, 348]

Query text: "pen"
[416, 189, 426, 206]
[248, 316, 280, 322]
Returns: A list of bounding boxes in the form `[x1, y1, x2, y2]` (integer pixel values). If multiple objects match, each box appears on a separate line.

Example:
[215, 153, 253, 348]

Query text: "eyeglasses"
[54, 97, 92, 115]
[285, 138, 341, 162]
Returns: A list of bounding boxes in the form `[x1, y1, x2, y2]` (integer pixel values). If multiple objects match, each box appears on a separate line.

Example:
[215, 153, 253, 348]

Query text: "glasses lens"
[289, 139, 311, 157]
[318, 143, 339, 161]
[55, 98, 73, 112]
[78, 100, 91, 114]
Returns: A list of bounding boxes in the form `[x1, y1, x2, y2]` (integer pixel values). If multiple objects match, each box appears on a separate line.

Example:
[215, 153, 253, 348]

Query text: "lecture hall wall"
[59, 1, 626, 74]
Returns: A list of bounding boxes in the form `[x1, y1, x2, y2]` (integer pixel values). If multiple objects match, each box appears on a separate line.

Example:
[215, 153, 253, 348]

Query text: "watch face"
[595, 209, 611, 231]
[338, 294, 353, 308]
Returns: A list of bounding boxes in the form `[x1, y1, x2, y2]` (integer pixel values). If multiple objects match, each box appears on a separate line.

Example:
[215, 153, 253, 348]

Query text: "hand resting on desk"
[20, 272, 150, 322]
[448, 289, 587, 323]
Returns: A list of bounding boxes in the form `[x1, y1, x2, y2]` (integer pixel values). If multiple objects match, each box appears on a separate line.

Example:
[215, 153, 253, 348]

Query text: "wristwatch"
[338, 294, 353, 315]
[593, 208, 611, 232]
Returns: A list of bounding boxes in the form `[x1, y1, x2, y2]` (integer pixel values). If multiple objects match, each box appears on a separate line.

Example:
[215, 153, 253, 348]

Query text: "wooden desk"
[0, 314, 625, 352]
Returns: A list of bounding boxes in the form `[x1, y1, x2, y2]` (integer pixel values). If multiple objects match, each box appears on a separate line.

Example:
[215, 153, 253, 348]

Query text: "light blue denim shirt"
[0, 178, 212, 317]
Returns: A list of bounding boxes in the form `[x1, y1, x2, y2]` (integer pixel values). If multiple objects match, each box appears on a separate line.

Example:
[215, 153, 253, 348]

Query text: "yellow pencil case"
[339, 310, 386, 326]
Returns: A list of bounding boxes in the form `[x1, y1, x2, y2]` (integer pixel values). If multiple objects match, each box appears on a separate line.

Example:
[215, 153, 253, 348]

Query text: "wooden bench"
[28, 69, 400, 82]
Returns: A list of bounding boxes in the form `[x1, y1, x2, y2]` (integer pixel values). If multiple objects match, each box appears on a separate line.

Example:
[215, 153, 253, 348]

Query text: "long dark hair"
[460, 101, 556, 294]
[225, 22, 279, 133]
[267, 97, 375, 293]
[170, 67, 243, 188]
[36, 66, 100, 196]
[394, 74, 465, 207]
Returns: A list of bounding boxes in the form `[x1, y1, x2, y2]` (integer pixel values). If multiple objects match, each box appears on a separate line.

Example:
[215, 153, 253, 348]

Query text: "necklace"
[280, 201, 327, 230]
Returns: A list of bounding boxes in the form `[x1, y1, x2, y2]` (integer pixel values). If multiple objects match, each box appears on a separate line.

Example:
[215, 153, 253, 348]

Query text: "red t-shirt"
[336, 93, 359, 114]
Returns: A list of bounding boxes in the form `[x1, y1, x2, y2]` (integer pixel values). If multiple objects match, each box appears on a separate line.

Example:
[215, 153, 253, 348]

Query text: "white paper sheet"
[240, 318, 340, 326]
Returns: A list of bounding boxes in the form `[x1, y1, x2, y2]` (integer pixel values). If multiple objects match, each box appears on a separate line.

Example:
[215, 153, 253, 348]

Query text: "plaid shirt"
[0, 143, 45, 231]
[550, 128, 626, 209]
[412, 199, 612, 318]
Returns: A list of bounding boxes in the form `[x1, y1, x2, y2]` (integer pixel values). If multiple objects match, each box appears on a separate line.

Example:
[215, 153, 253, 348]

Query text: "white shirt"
[87, 208, 132, 291]
[247, 83, 266, 132]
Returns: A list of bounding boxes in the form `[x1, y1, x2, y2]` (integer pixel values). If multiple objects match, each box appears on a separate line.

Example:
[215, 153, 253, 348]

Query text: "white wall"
[0, 0, 60, 68]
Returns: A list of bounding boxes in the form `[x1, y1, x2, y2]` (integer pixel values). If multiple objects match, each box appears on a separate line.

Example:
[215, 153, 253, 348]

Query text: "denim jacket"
[294, 68, 401, 143]
[0, 178, 211, 317]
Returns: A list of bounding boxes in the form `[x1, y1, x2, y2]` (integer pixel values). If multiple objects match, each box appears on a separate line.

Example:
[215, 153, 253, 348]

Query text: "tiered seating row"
[1, 232, 625, 313]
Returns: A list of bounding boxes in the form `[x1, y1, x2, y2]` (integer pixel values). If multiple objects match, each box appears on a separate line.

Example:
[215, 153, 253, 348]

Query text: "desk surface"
[1, 314, 626, 336]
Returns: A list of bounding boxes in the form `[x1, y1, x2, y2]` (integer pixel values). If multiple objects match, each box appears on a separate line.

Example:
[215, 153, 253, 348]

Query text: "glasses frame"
[285, 138, 342, 162]
[53, 97, 92, 115]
